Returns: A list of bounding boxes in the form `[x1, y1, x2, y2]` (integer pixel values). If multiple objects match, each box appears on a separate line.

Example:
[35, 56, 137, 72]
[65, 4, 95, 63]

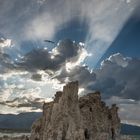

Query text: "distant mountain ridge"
[121, 124, 140, 135]
[0, 112, 42, 131]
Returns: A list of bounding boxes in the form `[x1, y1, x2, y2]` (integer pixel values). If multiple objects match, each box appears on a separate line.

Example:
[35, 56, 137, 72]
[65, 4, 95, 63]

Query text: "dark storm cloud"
[15, 39, 97, 92]
[55, 66, 96, 90]
[1, 38, 140, 101]
[15, 40, 140, 101]
[92, 53, 140, 100]
[17, 48, 53, 71]
[31, 74, 42, 81]
[0, 52, 15, 73]
[17, 39, 85, 72]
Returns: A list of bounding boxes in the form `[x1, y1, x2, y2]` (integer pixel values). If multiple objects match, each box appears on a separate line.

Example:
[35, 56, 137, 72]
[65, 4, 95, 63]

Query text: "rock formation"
[30, 81, 121, 140]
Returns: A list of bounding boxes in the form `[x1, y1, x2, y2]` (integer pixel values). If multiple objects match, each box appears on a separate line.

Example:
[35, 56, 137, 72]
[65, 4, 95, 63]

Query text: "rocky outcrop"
[30, 81, 121, 140]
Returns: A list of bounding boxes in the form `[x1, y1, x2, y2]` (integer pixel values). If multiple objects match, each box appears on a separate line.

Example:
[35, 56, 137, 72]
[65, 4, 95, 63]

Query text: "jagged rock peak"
[30, 81, 121, 140]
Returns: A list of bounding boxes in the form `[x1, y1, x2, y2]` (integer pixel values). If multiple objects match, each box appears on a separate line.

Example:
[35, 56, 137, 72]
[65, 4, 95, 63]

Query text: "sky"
[0, 0, 140, 126]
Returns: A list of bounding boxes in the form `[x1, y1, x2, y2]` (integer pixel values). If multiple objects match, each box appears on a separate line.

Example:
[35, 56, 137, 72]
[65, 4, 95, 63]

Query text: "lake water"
[0, 132, 30, 137]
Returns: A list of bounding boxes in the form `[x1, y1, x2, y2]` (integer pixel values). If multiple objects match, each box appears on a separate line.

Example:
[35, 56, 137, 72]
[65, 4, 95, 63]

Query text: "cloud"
[105, 96, 140, 126]
[15, 40, 140, 101]
[0, 104, 42, 114]
[0, 39, 140, 126]
[126, 0, 131, 4]
[0, 96, 52, 110]
[16, 39, 88, 72]
[0, 52, 15, 73]
[15, 39, 96, 93]
[55, 66, 96, 91]
[91, 53, 140, 100]
[90, 54, 140, 126]
[119, 102, 140, 126]
[0, 38, 11, 48]
[25, 13, 57, 40]
[31, 73, 42, 81]
[0, 0, 139, 67]
[0, 39, 91, 113]
[9, 41, 140, 102]
[0, 71, 54, 114]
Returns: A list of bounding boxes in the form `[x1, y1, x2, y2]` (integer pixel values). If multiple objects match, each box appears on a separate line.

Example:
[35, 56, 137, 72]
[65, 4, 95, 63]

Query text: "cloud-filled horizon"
[0, 0, 140, 127]
[0, 38, 140, 126]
